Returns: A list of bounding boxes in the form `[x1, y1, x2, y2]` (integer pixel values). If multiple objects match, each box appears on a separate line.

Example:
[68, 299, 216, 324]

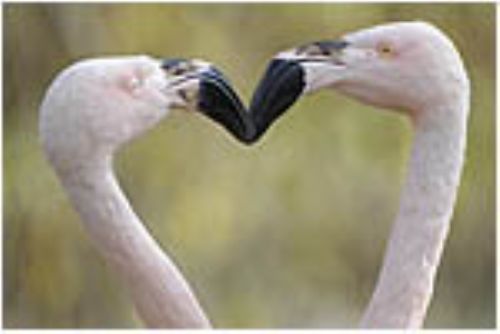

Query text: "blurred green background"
[4, 3, 495, 328]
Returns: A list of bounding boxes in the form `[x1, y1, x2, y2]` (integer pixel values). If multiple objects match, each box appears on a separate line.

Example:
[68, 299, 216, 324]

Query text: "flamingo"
[248, 21, 469, 328]
[39, 21, 469, 329]
[39, 56, 250, 328]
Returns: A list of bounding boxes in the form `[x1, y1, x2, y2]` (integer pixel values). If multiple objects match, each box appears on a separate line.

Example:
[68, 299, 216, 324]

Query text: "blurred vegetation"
[4, 3, 495, 328]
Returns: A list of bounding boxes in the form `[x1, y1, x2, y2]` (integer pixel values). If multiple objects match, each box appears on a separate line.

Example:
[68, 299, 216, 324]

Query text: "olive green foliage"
[4, 3, 495, 328]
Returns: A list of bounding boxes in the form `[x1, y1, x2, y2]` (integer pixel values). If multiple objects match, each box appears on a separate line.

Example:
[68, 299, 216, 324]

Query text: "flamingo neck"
[360, 96, 469, 328]
[59, 155, 210, 328]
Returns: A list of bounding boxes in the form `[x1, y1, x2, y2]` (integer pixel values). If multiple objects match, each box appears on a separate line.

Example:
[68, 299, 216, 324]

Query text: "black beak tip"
[197, 67, 254, 143]
[249, 58, 306, 141]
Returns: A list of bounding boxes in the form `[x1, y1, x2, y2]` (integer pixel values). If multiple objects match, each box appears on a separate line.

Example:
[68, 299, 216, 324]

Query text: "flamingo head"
[40, 56, 246, 172]
[250, 21, 469, 125]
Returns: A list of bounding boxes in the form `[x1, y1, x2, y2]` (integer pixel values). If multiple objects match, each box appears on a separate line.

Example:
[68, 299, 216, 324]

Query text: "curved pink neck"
[360, 98, 468, 328]
[60, 157, 210, 328]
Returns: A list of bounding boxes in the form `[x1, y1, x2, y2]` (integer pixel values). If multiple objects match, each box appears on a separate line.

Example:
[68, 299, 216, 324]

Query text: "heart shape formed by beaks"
[161, 39, 348, 144]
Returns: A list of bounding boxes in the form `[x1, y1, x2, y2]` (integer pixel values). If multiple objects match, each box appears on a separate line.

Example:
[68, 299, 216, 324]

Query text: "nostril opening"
[161, 58, 187, 71]
[315, 39, 350, 53]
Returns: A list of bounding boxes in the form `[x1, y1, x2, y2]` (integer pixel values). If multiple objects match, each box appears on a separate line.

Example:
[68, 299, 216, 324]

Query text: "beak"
[249, 40, 348, 141]
[197, 67, 256, 143]
[161, 59, 255, 143]
[248, 58, 305, 142]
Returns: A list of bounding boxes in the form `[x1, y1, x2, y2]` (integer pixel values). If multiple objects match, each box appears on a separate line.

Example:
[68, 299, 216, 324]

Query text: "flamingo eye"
[377, 42, 395, 57]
